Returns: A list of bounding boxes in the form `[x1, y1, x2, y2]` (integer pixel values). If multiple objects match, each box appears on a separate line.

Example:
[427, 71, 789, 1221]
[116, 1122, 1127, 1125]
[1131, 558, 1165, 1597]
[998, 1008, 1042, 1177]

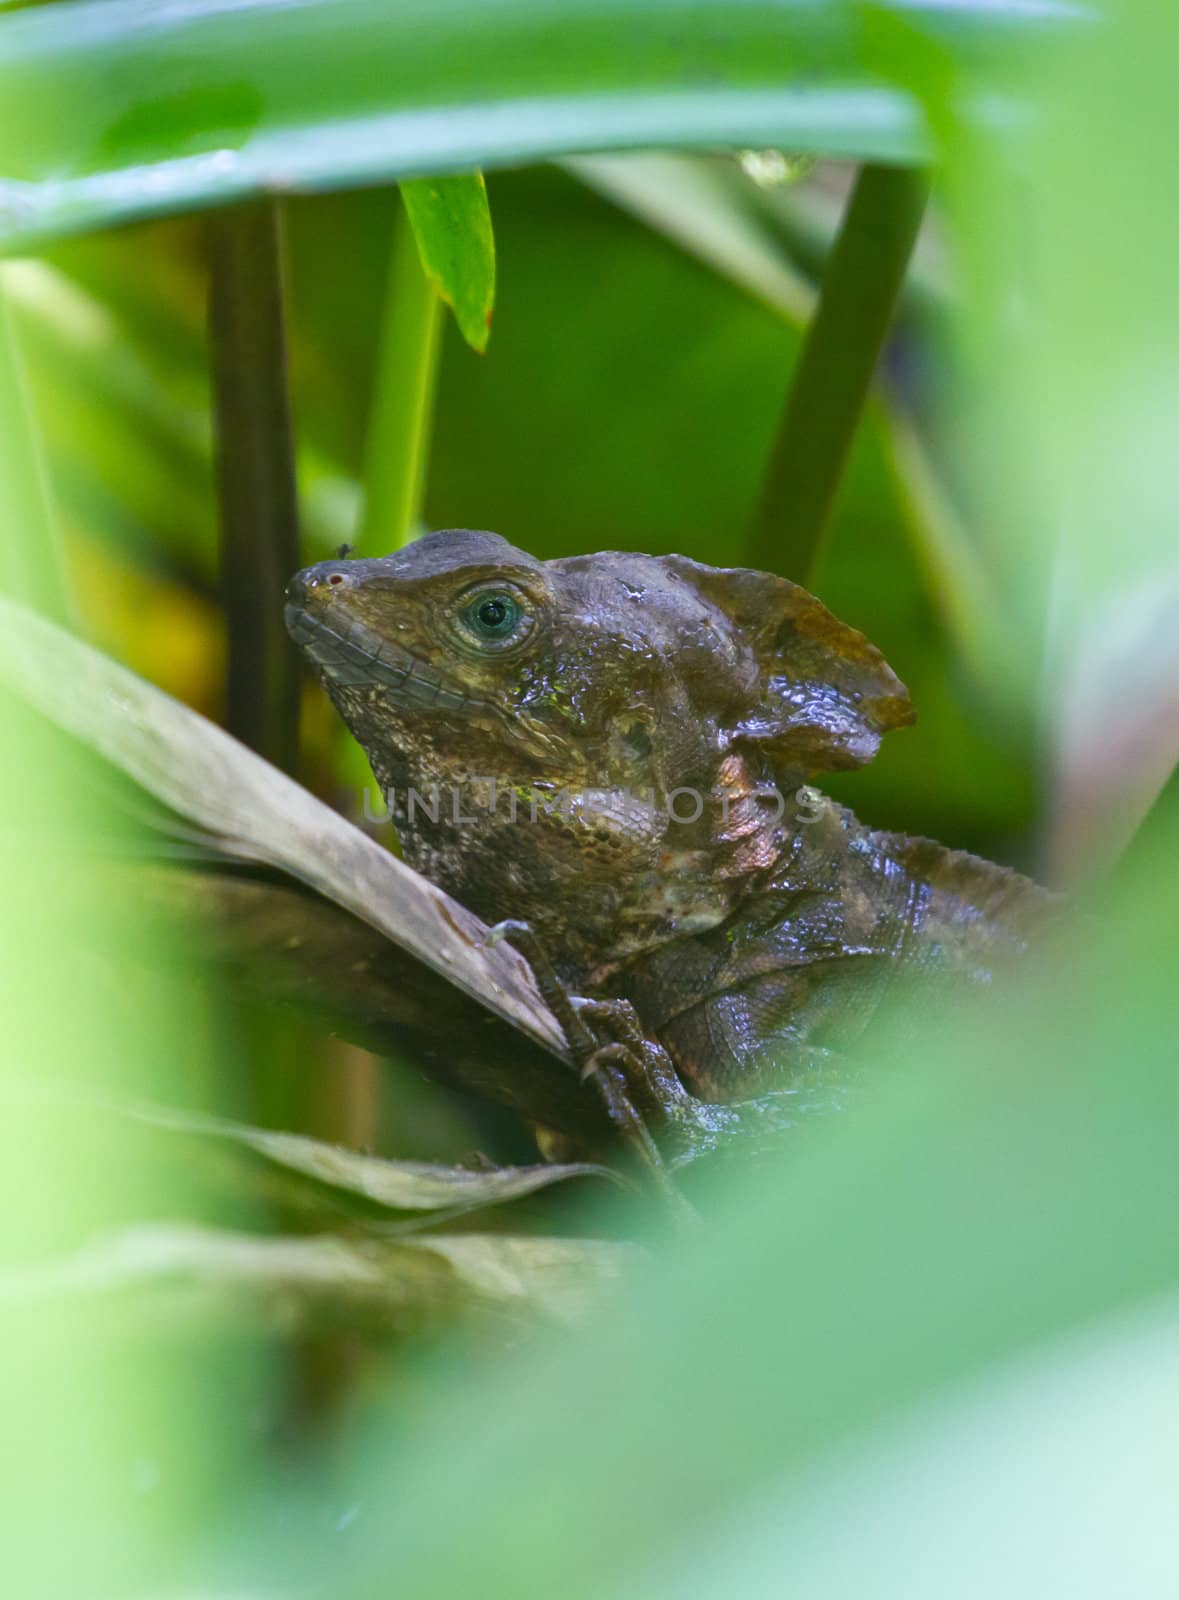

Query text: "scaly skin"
[286, 529, 1059, 1127]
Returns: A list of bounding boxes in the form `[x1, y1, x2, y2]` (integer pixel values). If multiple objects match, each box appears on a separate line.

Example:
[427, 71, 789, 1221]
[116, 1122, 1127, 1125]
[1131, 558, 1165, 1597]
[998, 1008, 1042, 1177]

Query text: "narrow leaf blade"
[0, 594, 569, 1060]
[401, 173, 496, 353]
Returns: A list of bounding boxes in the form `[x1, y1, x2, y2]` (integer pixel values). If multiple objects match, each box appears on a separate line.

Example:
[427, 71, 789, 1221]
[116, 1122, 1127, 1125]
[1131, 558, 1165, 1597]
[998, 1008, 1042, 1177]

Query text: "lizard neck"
[578, 750, 808, 985]
[377, 742, 806, 987]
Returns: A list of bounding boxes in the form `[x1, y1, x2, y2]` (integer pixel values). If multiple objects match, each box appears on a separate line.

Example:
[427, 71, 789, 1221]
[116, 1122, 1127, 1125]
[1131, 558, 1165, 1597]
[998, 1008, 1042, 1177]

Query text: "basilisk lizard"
[286, 530, 1059, 1162]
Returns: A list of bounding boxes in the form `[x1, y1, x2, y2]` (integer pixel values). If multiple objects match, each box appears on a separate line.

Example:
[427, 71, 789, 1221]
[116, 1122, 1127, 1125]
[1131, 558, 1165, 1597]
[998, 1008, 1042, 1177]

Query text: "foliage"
[401, 173, 496, 354]
[2, 1, 1178, 1596]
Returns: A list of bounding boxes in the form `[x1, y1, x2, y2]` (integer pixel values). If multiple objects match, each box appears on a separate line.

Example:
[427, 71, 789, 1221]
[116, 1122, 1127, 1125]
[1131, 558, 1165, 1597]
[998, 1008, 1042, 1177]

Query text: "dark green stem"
[208, 200, 301, 774]
[751, 163, 931, 584]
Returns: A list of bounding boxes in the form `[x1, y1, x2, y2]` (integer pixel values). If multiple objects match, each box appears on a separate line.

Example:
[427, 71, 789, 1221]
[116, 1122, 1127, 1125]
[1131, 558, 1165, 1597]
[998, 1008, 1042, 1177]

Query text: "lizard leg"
[482, 920, 602, 1069]
[482, 920, 696, 1222]
[575, 997, 688, 1103]
[572, 997, 775, 1168]
[484, 922, 837, 1173]
[578, 995, 858, 1165]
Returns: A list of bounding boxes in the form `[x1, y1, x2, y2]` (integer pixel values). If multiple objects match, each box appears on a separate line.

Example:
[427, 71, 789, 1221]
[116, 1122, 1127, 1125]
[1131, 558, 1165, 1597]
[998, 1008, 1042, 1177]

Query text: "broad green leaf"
[652, 1292, 1179, 1597]
[0, 0, 1077, 247]
[401, 173, 496, 353]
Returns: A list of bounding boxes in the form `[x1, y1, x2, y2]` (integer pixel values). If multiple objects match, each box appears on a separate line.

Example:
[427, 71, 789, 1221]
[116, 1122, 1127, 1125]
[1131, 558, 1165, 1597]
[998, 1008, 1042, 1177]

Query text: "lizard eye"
[454, 584, 534, 653]
[468, 593, 517, 636]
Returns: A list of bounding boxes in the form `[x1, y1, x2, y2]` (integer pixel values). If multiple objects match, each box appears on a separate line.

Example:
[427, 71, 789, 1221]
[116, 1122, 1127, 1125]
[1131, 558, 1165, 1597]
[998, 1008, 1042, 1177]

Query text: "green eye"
[462, 590, 521, 642]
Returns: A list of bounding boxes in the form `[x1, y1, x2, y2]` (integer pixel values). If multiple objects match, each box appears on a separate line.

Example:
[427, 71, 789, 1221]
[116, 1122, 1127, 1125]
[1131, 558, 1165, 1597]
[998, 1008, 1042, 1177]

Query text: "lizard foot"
[482, 919, 697, 1223]
[573, 997, 752, 1166]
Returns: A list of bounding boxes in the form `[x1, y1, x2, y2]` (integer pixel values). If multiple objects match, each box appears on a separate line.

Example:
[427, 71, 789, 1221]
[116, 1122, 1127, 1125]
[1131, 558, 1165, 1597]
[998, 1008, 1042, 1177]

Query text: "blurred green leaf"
[260, 863, 1179, 1598]
[0, 0, 1077, 246]
[123, 1099, 621, 1220]
[1, 1223, 640, 1336]
[0, 222, 268, 1600]
[660, 1291, 1179, 1597]
[567, 151, 815, 322]
[402, 173, 495, 354]
[4, 241, 356, 590]
[0, 279, 68, 617]
[993, 0, 1179, 880]
[359, 172, 496, 551]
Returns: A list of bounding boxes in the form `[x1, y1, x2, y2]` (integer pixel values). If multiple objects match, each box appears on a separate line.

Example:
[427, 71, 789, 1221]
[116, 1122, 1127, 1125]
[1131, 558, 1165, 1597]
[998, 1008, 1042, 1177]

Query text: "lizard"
[285, 528, 1060, 1163]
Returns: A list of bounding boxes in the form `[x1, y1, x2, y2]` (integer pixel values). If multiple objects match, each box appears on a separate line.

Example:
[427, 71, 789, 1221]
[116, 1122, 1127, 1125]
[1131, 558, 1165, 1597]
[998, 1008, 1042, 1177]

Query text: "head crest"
[659, 556, 914, 773]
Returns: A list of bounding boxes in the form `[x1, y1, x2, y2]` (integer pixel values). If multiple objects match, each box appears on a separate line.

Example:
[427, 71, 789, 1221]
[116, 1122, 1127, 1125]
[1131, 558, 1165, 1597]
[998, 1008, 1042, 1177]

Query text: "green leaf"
[0, 0, 1077, 247]
[0, 1224, 640, 1335]
[4, 242, 354, 581]
[567, 152, 815, 324]
[401, 173, 496, 353]
[0, 592, 571, 1061]
[119, 1098, 621, 1221]
[271, 859, 1179, 1597]
[0, 283, 68, 618]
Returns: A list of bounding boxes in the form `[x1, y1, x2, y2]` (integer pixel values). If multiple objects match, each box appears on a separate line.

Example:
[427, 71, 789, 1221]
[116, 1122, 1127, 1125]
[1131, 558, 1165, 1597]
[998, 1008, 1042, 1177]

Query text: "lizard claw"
[579, 1041, 632, 1083]
[480, 917, 533, 951]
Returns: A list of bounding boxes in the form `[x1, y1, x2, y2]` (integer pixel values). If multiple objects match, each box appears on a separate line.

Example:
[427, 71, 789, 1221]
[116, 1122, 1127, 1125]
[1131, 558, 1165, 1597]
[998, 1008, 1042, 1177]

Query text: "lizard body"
[286, 530, 1058, 1109]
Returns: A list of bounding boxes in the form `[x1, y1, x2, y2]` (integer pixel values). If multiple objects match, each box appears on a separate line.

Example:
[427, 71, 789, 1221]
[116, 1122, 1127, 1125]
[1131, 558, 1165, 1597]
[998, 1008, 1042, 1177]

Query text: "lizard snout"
[285, 561, 354, 606]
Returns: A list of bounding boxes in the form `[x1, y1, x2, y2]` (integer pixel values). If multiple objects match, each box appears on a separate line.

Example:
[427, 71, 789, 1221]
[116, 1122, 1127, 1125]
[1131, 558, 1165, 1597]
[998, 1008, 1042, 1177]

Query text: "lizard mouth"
[284, 602, 479, 713]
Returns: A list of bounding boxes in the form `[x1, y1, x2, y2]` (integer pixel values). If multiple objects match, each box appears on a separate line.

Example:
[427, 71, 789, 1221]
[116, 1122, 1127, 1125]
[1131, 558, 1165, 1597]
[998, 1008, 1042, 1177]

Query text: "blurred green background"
[2, 1, 1178, 1596]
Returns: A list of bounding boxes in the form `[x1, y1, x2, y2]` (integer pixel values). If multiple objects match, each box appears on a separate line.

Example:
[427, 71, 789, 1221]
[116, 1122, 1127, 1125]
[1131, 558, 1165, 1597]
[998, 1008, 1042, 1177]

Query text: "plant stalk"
[208, 199, 301, 775]
[360, 195, 444, 550]
[751, 163, 930, 584]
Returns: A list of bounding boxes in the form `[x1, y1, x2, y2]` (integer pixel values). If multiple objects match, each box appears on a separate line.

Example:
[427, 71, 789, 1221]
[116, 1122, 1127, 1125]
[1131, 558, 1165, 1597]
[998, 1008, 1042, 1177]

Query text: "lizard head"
[286, 530, 913, 975]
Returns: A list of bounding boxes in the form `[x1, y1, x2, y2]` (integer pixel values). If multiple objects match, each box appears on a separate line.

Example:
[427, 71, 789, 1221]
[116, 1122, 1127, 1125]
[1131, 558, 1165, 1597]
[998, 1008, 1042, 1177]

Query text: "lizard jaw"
[284, 601, 484, 714]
